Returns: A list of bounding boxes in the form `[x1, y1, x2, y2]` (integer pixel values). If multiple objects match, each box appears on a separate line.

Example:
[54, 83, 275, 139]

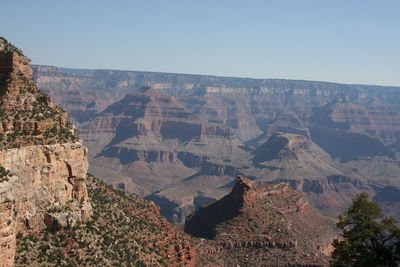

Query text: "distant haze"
[3, 0, 400, 86]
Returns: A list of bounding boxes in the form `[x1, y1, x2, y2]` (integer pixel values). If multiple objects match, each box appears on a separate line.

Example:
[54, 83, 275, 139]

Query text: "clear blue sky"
[2, 0, 400, 86]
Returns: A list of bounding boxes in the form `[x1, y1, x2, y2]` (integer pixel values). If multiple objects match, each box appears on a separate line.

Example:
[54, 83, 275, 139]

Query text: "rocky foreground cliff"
[0, 38, 92, 267]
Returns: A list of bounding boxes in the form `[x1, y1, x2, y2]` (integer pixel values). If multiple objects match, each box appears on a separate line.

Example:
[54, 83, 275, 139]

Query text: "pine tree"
[331, 193, 400, 267]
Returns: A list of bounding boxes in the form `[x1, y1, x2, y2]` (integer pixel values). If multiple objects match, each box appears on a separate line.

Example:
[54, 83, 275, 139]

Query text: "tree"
[330, 193, 400, 267]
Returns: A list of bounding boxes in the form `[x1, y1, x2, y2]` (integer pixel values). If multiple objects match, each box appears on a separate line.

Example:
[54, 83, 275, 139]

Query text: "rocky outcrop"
[0, 38, 77, 150]
[266, 110, 310, 138]
[186, 176, 337, 266]
[0, 38, 91, 267]
[185, 176, 310, 238]
[0, 143, 91, 225]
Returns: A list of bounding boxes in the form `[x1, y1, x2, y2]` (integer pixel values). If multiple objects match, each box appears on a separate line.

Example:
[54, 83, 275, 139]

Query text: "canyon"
[32, 64, 400, 224]
[2, 36, 400, 266]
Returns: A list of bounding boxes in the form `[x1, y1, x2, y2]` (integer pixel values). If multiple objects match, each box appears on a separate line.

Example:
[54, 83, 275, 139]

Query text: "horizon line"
[32, 63, 400, 89]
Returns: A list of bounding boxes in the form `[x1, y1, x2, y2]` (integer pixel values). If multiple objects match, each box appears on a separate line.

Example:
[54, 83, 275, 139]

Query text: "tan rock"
[0, 142, 92, 266]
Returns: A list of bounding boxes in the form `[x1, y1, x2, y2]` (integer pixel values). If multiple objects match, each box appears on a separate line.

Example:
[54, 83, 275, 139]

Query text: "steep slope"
[186, 176, 338, 266]
[14, 174, 195, 267]
[0, 42, 78, 149]
[0, 38, 199, 267]
[0, 38, 91, 267]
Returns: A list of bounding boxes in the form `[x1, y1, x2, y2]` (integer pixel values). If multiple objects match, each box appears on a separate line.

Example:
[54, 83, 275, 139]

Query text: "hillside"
[14, 174, 195, 267]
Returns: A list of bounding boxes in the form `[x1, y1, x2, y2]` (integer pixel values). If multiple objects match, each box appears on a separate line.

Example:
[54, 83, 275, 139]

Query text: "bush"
[0, 166, 11, 182]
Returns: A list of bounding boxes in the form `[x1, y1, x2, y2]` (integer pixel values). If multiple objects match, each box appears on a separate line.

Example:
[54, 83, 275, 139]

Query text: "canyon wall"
[0, 143, 91, 267]
[31, 61, 400, 225]
[0, 38, 92, 267]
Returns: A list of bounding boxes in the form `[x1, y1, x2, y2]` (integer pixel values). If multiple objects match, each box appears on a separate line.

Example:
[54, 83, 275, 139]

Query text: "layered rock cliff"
[81, 87, 246, 200]
[0, 38, 91, 267]
[309, 94, 398, 162]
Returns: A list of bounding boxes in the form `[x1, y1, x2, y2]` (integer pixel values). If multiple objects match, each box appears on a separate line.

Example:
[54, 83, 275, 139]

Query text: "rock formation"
[79, 87, 247, 223]
[0, 38, 91, 267]
[186, 176, 338, 266]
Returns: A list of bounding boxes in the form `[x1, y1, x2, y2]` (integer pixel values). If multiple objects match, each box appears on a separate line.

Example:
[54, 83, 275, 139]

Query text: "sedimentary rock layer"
[0, 38, 92, 267]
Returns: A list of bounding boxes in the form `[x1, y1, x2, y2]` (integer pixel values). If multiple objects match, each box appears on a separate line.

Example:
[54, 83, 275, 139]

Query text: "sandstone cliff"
[0, 38, 91, 267]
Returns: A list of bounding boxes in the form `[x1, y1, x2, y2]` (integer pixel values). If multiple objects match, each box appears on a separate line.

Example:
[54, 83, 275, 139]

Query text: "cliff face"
[0, 38, 91, 267]
[0, 39, 77, 150]
[309, 94, 398, 162]
[0, 143, 91, 267]
[185, 176, 337, 266]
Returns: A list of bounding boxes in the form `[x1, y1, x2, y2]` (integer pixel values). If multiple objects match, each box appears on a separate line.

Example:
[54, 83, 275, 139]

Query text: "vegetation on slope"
[0, 87, 78, 149]
[0, 166, 12, 182]
[14, 174, 194, 267]
[0, 37, 78, 149]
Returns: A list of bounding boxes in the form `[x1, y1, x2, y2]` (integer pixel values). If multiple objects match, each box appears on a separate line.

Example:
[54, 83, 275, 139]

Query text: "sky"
[2, 0, 400, 86]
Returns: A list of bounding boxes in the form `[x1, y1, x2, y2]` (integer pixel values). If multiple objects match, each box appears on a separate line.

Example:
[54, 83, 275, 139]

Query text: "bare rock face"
[0, 38, 91, 267]
[0, 142, 91, 227]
